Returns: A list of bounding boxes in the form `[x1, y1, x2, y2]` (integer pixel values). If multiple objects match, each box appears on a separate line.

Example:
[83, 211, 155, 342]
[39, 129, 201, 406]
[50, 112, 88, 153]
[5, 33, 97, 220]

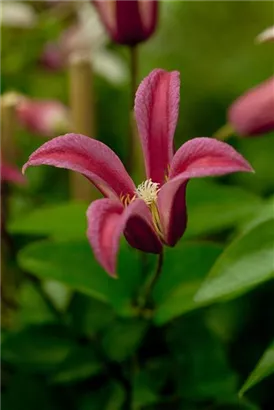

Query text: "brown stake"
[1, 92, 21, 326]
[68, 54, 98, 202]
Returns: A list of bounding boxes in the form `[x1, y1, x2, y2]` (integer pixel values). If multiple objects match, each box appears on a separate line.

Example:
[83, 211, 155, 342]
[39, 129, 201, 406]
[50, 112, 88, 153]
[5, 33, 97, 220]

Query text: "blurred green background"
[1, 1, 274, 409]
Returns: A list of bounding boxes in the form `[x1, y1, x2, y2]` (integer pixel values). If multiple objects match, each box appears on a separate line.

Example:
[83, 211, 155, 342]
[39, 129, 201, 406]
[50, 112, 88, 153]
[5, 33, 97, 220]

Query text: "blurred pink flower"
[93, 0, 158, 46]
[40, 3, 128, 85]
[1, 159, 25, 185]
[23, 69, 253, 276]
[228, 77, 274, 137]
[17, 98, 71, 138]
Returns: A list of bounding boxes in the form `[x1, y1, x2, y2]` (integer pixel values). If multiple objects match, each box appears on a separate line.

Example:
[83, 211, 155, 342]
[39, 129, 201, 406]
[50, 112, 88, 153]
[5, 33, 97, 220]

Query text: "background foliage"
[1, 1, 274, 409]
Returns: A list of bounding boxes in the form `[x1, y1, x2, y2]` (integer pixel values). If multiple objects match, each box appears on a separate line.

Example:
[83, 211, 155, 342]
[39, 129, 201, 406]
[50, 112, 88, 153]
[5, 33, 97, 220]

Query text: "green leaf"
[239, 341, 274, 397]
[69, 294, 115, 337]
[50, 346, 102, 384]
[167, 315, 238, 401]
[102, 319, 147, 362]
[14, 282, 56, 328]
[153, 242, 223, 325]
[240, 196, 274, 235]
[185, 180, 262, 238]
[195, 220, 274, 304]
[8, 202, 88, 240]
[79, 382, 125, 410]
[1, 325, 76, 372]
[17, 239, 147, 316]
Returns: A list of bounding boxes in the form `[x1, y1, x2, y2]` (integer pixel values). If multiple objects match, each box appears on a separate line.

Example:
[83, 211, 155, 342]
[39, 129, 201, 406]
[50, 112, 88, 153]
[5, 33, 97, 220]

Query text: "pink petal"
[134, 69, 180, 184]
[169, 137, 253, 180]
[23, 133, 135, 200]
[87, 198, 162, 276]
[157, 137, 253, 247]
[157, 178, 187, 247]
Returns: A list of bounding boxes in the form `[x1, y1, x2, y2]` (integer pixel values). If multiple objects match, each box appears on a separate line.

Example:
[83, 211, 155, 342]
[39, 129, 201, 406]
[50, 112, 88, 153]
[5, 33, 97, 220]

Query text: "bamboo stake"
[68, 54, 98, 202]
[1, 92, 21, 326]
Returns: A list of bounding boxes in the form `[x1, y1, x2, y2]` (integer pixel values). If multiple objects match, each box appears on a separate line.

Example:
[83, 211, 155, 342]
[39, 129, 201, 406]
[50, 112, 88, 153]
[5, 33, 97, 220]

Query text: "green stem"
[139, 251, 164, 311]
[127, 45, 139, 174]
[212, 123, 235, 141]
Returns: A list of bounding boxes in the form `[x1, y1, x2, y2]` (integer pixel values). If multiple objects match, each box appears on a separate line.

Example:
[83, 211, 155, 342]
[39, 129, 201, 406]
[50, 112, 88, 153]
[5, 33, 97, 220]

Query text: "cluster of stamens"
[135, 178, 160, 205]
[120, 178, 163, 239]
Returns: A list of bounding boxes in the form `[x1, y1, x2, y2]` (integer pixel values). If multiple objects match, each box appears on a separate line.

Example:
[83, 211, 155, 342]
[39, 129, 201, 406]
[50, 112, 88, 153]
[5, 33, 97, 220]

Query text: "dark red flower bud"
[93, 0, 158, 46]
[228, 77, 274, 137]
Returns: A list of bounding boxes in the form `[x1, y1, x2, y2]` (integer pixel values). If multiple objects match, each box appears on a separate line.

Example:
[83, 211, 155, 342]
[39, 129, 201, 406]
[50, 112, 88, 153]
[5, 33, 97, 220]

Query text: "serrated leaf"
[239, 341, 274, 397]
[153, 242, 223, 325]
[195, 220, 274, 304]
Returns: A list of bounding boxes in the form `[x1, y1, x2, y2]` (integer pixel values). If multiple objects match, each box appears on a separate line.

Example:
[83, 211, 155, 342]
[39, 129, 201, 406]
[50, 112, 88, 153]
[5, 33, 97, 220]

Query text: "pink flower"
[93, 0, 158, 46]
[23, 69, 253, 276]
[1, 159, 25, 185]
[228, 77, 274, 137]
[17, 98, 71, 138]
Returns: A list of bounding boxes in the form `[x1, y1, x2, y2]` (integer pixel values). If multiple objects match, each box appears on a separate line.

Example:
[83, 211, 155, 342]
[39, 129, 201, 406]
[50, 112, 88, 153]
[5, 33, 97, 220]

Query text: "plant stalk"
[139, 250, 164, 311]
[128, 46, 144, 179]
[68, 54, 98, 201]
[1, 94, 20, 325]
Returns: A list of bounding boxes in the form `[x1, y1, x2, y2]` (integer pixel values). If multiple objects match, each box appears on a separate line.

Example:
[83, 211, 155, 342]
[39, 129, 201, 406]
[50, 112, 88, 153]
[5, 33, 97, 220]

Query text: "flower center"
[135, 179, 160, 205]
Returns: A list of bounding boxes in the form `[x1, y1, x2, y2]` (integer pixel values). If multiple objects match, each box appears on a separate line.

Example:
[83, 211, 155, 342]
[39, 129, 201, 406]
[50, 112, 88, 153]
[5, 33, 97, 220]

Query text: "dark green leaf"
[8, 202, 88, 240]
[79, 382, 125, 410]
[153, 242, 223, 325]
[185, 180, 262, 238]
[239, 341, 274, 397]
[17, 239, 147, 316]
[69, 294, 115, 337]
[102, 319, 147, 362]
[1, 325, 76, 372]
[14, 282, 56, 328]
[195, 220, 274, 304]
[50, 346, 102, 384]
[167, 315, 238, 401]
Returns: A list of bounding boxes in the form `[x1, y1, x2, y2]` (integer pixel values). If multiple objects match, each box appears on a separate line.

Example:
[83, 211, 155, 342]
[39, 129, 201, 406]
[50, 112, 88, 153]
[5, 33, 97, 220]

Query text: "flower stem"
[139, 250, 164, 311]
[212, 123, 235, 141]
[129, 45, 144, 180]
[68, 54, 98, 201]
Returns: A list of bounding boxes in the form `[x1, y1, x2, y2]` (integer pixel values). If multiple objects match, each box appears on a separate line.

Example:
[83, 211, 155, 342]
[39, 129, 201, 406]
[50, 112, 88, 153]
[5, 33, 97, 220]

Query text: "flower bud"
[1, 159, 25, 185]
[93, 0, 158, 46]
[16, 98, 71, 137]
[228, 77, 274, 137]
[39, 42, 64, 71]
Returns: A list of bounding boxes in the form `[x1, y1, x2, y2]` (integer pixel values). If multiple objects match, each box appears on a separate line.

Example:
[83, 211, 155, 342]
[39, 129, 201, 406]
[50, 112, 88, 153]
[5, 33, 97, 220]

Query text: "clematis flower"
[228, 76, 274, 137]
[16, 98, 71, 138]
[40, 2, 128, 85]
[1, 159, 25, 185]
[93, 0, 158, 46]
[23, 69, 253, 276]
